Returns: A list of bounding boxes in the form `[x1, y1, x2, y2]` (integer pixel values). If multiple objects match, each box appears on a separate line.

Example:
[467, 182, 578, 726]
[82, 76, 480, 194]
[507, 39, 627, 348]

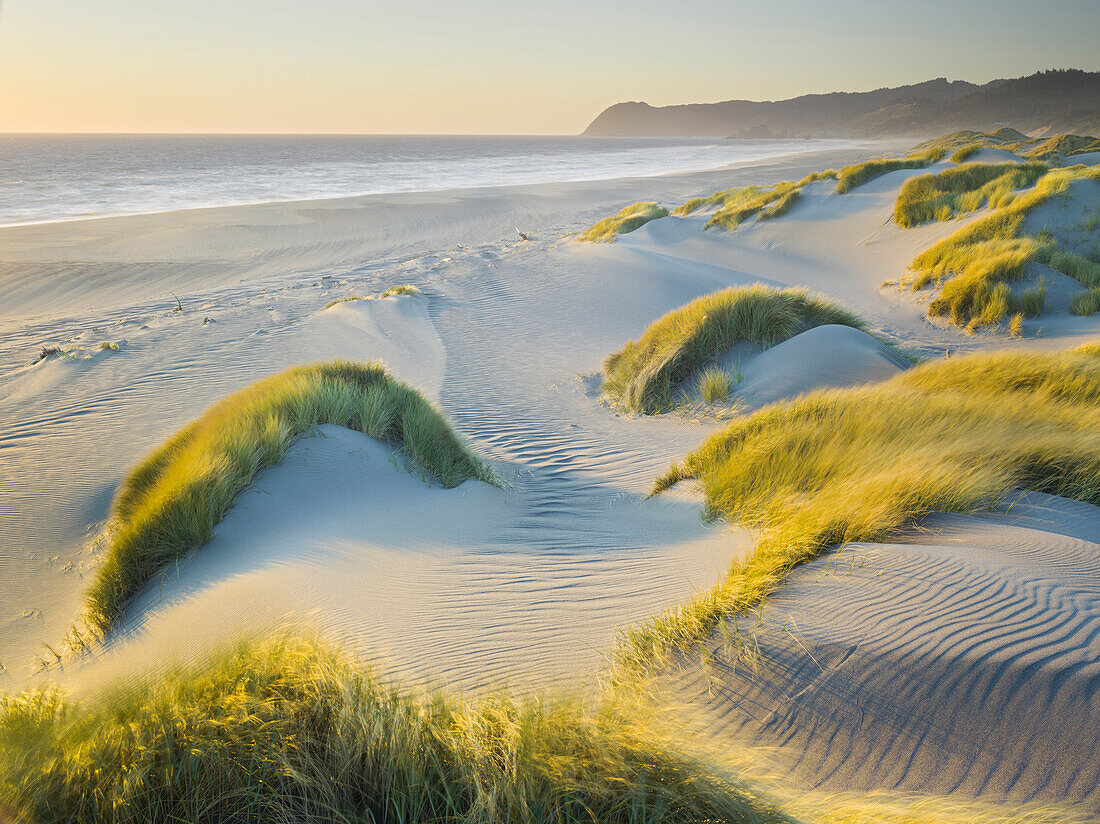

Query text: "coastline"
[1, 138, 1098, 807]
[0, 142, 895, 323]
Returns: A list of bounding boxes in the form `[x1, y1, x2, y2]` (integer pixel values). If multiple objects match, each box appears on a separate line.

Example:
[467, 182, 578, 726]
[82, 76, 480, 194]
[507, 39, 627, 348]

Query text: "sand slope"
[717, 324, 910, 410]
[667, 492, 1100, 804]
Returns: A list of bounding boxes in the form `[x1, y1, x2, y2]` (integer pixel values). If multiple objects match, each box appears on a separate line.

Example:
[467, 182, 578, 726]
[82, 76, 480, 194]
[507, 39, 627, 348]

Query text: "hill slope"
[583, 69, 1100, 139]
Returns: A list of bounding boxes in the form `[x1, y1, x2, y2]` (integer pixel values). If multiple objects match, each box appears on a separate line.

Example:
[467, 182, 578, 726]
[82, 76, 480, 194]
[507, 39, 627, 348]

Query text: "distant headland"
[582, 68, 1100, 138]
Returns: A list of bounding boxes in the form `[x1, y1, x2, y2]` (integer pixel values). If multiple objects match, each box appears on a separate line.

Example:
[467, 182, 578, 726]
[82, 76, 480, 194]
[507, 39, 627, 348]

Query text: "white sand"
[1, 143, 1098, 802]
[722, 324, 910, 410]
[668, 492, 1100, 804]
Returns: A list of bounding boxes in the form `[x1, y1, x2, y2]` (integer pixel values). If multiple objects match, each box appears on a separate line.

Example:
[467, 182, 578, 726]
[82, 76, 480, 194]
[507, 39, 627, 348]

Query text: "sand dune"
[717, 324, 910, 410]
[666, 492, 1100, 804]
[2, 142, 1100, 806]
[962, 147, 1025, 163]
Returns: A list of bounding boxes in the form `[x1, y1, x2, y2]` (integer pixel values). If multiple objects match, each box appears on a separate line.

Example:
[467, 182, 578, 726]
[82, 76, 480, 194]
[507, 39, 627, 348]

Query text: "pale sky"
[1, 0, 1097, 134]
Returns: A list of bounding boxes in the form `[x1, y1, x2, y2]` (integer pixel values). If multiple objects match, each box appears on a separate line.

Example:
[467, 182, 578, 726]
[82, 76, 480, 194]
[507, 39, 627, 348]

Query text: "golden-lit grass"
[380, 283, 420, 298]
[674, 170, 835, 230]
[614, 348, 1100, 679]
[697, 366, 733, 403]
[757, 187, 801, 220]
[950, 145, 980, 163]
[324, 295, 366, 308]
[3, 632, 1089, 824]
[0, 634, 791, 824]
[906, 164, 1100, 330]
[704, 183, 797, 230]
[578, 202, 669, 242]
[911, 129, 1100, 162]
[325, 285, 420, 309]
[834, 148, 945, 194]
[85, 361, 495, 636]
[1071, 288, 1100, 316]
[602, 285, 865, 414]
[894, 162, 1047, 227]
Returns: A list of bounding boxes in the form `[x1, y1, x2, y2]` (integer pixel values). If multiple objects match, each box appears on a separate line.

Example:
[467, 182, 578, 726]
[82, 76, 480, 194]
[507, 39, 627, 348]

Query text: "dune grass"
[697, 366, 733, 403]
[578, 202, 669, 242]
[380, 283, 420, 298]
[84, 361, 494, 637]
[673, 171, 835, 230]
[602, 285, 865, 414]
[894, 162, 1048, 227]
[324, 295, 366, 308]
[757, 188, 801, 221]
[911, 129, 1100, 162]
[704, 182, 798, 230]
[950, 145, 980, 163]
[905, 164, 1100, 330]
[325, 285, 420, 309]
[0, 634, 791, 824]
[613, 347, 1100, 680]
[1071, 287, 1100, 316]
[834, 148, 945, 194]
[5, 635, 1082, 824]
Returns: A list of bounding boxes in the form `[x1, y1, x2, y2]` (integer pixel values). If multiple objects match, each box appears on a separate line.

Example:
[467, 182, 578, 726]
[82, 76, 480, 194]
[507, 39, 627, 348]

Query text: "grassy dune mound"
[834, 148, 945, 194]
[0, 635, 789, 824]
[618, 347, 1100, 678]
[602, 285, 865, 414]
[673, 171, 836, 230]
[324, 284, 420, 309]
[905, 164, 1100, 330]
[894, 162, 1047, 227]
[578, 202, 669, 242]
[85, 361, 494, 636]
[914, 128, 1100, 163]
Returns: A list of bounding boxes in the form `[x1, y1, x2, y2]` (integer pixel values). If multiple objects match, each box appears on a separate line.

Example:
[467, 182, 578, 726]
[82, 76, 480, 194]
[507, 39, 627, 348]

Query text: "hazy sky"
[1, 0, 1097, 134]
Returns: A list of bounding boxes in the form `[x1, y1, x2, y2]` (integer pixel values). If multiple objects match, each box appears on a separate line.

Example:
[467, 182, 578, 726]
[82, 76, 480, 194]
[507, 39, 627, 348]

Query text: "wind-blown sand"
[1, 143, 1098, 805]
[712, 324, 911, 410]
[668, 492, 1100, 803]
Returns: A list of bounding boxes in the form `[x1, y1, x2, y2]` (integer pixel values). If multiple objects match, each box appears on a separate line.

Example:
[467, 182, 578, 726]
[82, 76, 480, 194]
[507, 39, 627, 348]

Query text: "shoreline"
[0, 139, 878, 232]
[0, 142, 898, 324]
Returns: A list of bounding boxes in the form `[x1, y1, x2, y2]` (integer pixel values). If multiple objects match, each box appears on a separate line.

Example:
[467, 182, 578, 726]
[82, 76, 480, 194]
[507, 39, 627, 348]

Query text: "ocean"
[0, 134, 857, 227]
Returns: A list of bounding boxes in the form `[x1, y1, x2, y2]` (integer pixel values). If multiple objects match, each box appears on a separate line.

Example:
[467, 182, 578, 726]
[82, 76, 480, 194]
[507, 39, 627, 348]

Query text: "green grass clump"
[602, 285, 865, 414]
[615, 348, 1100, 678]
[685, 171, 837, 230]
[951, 145, 980, 163]
[912, 129, 1100, 163]
[0, 634, 789, 824]
[907, 164, 1100, 329]
[1024, 133, 1100, 160]
[835, 148, 945, 194]
[697, 366, 733, 403]
[324, 295, 366, 309]
[96, 341, 119, 351]
[705, 182, 798, 230]
[757, 188, 801, 220]
[894, 162, 1047, 227]
[380, 284, 420, 298]
[326, 285, 420, 308]
[673, 187, 747, 217]
[579, 202, 669, 242]
[1071, 287, 1100, 316]
[86, 361, 495, 636]
[674, 171, 836, 225]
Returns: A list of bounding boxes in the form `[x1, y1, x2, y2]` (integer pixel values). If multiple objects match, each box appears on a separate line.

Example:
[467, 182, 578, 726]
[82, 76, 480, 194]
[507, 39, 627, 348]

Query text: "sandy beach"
[2, 141, 1099, 809]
